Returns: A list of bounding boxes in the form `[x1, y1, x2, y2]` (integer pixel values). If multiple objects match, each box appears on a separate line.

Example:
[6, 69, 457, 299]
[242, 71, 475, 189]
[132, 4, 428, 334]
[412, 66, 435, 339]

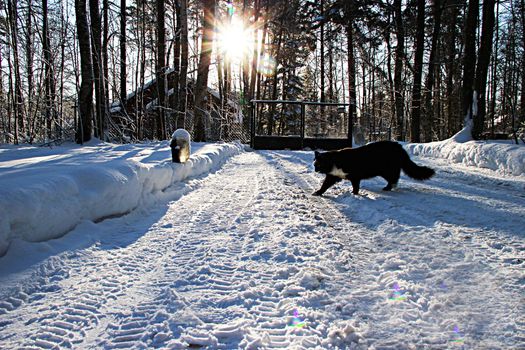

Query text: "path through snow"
[0, 150, 523, 349]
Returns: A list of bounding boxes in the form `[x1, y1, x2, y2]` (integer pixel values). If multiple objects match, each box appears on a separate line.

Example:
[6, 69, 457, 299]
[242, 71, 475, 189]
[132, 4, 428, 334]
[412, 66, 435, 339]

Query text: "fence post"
[250, 100, 255, 148]
[348, 101, 354, 147]
[300, 102, 305, 149]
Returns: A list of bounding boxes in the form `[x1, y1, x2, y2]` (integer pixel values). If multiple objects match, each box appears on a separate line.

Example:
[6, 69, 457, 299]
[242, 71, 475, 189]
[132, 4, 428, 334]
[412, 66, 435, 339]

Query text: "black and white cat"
[313, 141, 435, 195]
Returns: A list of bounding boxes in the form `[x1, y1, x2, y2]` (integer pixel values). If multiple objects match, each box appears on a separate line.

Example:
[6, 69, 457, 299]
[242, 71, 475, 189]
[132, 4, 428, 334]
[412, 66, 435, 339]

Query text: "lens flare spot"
[288, 309, 306, 328]
[258, 54, 277, 77]
[226, 2, 235, 16]
[389, 282, 407, 301]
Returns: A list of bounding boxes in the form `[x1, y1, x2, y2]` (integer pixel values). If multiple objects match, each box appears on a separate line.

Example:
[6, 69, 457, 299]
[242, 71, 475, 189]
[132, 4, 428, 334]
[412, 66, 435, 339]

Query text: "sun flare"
[217, 18, 252, 60]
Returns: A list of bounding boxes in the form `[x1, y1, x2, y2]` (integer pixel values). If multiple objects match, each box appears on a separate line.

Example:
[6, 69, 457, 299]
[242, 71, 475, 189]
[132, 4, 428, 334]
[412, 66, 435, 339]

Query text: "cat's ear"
[314, 151, 320, 158]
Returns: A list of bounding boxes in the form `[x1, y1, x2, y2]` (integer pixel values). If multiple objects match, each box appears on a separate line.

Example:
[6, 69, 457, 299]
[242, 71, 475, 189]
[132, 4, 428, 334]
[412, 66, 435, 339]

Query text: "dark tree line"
[0, 0, 523, 145]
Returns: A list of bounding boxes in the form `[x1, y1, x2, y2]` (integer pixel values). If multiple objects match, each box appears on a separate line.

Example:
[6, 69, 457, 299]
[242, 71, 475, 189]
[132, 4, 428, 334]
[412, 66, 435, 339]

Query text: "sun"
[217, 18, 252, 61]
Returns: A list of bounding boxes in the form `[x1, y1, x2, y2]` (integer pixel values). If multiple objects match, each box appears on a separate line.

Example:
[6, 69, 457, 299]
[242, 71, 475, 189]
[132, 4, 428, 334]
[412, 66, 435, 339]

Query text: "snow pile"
[405, 126, 525, 176]
[0, 141, 243, 256]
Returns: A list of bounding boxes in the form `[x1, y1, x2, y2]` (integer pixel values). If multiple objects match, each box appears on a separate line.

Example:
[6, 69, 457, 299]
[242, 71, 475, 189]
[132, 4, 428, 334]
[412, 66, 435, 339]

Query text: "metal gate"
[250, 100, 353, 150]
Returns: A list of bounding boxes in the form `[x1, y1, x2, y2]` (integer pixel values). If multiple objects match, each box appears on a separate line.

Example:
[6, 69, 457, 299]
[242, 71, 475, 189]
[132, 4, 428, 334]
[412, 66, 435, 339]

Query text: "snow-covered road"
[1, 150, 524, 349]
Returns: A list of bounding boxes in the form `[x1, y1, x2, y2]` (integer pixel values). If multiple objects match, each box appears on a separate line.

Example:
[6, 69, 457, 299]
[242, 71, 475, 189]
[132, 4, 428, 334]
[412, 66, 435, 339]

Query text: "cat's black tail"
[400, 149, 435, 180]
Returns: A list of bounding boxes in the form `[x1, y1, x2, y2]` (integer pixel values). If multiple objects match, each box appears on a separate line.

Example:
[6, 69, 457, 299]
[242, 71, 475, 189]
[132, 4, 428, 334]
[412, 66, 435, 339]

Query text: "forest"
[0, 0, 524, 145]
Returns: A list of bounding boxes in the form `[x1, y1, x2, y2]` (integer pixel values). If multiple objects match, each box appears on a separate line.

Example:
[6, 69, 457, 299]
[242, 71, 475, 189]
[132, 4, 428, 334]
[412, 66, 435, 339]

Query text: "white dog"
[170, 129, 191, 163]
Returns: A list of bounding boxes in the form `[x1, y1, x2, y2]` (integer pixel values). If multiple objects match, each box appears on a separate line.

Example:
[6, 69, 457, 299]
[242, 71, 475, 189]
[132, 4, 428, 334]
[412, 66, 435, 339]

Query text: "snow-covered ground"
[0, 137, 524, 349]
[405, 132, 525, 176]
[0, 140, 243, 256]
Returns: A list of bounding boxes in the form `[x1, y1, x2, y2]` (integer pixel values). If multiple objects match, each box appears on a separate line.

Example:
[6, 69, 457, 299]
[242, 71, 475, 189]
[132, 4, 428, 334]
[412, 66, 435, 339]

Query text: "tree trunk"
[26, 0, 34, 141]
[328, 41, 334, 102]
[255, 2, 269, 105]
[193, 0, 215, 142]
[90, 0, 104, 139]
[362, 55, 366, 127]
[445, 0, 460, 136]
[120, 0, 127, 108]
[249, 0, 260, 102]
[156, 0, 166, 139]
[422, 0, 442, 142]
[0, 44, 5, 143]
[178, 0, 189, 129]
[521, 0, 525, 124]
[59, 1, 67, 139]
[320, 0, 325, 104]
[75, 0, 93, 143]
[222, 5, 232, 138]
[133, 1, 141, 139]
[384, 13, 396, 141]
[241, 0, 250, 104]
[268, 25, 284, 136]
[7, 50, 15, 143]
[343, 1, 356, 145]
[346, 23, 356, 145]
[103, 0, 109, 111]
[461, 0, 479, 124]
[489, 2, 500, 136]
[43, 0, 56, 141]
[171, 0, 181, 125]
[410, 0, 425, 142]
[138, 0, 146, 139]
[393, 0, 405, 141]
[473, 0, 496, 139]
[7, 0, 25, 144]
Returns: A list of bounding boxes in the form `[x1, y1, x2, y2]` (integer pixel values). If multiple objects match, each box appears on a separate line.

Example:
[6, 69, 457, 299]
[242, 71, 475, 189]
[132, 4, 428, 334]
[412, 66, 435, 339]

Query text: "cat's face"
[313, 151, 332, 174]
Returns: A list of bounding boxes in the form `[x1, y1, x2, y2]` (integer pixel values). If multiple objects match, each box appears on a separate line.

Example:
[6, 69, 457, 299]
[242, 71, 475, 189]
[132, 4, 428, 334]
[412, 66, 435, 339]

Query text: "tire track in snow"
[269, 150, 525, 348]
[94, 152, 303, 348]
[228, 152, 373, 348]
[93, 153, 262, 349]
[1, 150, 364, 348]
[87, 151, 370, 349]
[83, 164, 244, 349]
[0, 159, 237, 349]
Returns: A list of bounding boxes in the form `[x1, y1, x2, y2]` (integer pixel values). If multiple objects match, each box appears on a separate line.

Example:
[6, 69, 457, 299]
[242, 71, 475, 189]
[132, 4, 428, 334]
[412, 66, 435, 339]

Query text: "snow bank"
[405, 127, 525, 177]
[0, 141, 243, 256]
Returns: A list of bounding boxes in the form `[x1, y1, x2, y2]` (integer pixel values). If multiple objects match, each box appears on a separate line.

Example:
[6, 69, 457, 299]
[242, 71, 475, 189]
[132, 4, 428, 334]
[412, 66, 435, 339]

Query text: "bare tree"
[393, 0, 405, 141]
[26, 0, 34, 140]
[43, 0, 57, 141]
[120, 0, 127, 108]
[410, 0, 425, 142]
[171, 0, 181, 125]
[444, 0, 461, 136]
[241, 0, 250, 103]
[90, 0, 105, 139]
[343, 0, 357, 145]
[7, 0, 25, 144]
[422, 0, 443, 142]
[488, 2, 500, 137]
[103, 0, 110, 108]
[461, 0, 479, 124]
[472, 0, 496, 139]
[75, 0, 93, 143]
[0, 43, 6, 143]
[320, 0, 325, 104]
[193, 0, 216, 142]
[156, 0, 166, 139]
[178, 0, 189, 129]
[521, 0, 525, 125]
[248, 0, 261, 103]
